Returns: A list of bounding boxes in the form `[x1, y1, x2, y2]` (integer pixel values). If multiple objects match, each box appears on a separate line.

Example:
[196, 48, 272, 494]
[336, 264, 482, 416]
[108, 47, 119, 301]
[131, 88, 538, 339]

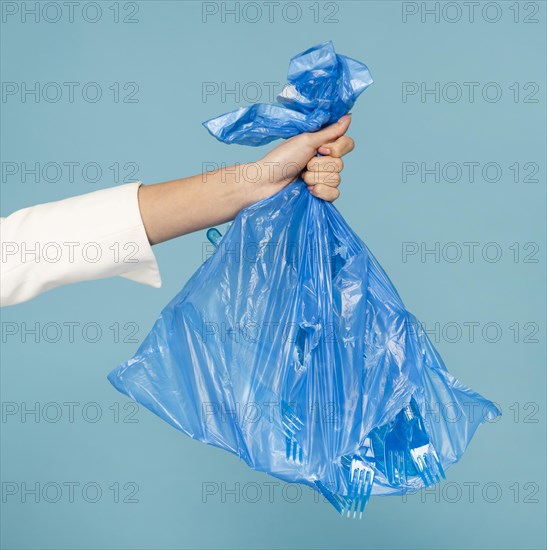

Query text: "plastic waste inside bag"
[108, 41, 501, 517]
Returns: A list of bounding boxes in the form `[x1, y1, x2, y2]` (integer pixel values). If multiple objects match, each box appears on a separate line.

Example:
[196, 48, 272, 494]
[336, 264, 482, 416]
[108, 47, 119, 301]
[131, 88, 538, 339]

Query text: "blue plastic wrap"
[202, 41, 373, 146]
[108, 42, 501, 516]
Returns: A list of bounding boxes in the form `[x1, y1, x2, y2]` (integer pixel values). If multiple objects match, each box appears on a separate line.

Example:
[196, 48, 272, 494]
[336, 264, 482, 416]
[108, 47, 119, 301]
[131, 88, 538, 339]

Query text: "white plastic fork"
[341, 455, 374, 519]
[409, 443, 445, 487]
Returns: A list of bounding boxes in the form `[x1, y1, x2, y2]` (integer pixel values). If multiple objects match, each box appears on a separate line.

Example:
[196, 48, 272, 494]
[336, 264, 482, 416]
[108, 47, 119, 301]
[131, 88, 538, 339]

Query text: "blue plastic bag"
[109, 42, 501, 516]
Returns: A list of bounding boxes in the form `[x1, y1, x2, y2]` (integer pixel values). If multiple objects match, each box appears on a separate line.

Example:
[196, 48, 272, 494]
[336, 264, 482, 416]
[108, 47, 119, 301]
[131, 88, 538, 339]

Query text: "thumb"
[306, 114, 352, 148]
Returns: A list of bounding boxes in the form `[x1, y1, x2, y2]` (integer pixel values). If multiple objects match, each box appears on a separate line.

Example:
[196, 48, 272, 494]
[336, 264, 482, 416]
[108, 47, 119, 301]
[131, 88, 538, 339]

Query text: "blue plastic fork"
[281, 400, 304, 462]
[281, 325, 310, 463]
[384, 426, 407, 487]
[340, 454, 375, 518]
[384, 399, 445, 487]
[409, 442, 445, 486]
[402, 401, 445, 486]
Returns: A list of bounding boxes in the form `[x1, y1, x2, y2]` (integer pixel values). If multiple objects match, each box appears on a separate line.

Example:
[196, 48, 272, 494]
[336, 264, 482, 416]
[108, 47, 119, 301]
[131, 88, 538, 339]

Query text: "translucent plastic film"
[108, 42, 500, 517]
[202, 41, 373, 146]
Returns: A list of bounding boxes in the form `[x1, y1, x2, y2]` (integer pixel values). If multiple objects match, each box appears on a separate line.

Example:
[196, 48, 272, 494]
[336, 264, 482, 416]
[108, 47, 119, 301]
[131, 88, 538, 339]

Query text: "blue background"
[1, 1, 545, 548]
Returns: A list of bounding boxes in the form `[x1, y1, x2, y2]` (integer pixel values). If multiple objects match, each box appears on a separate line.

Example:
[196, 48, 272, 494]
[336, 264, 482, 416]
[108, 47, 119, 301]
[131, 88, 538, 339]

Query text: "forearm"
[138, 163, 271, 245]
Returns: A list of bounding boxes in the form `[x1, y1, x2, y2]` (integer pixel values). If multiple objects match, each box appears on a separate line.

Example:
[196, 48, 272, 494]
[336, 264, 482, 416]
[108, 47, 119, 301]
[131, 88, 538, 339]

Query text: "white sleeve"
[0, 182, 162, 307]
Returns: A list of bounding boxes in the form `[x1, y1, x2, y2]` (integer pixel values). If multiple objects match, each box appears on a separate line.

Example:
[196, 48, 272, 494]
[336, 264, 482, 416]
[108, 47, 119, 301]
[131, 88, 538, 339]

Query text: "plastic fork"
[383, 399, 445, 487]
[409, 443, 445, 487]
[281, 400, 304, 462]
[402, 401, 445, 487]
[384, 431, 407, 487]
[281, 325, 309, 463]
[340, 454, 374, 519]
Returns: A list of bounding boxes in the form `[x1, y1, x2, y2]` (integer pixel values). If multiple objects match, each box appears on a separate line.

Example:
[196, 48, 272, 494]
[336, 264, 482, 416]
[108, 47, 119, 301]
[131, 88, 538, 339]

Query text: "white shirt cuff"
[117, 182, 162, 289]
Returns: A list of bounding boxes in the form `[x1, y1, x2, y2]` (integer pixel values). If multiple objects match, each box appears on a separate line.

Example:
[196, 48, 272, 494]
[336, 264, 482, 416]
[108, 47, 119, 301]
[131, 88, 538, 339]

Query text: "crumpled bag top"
[202, 41, 373, 146]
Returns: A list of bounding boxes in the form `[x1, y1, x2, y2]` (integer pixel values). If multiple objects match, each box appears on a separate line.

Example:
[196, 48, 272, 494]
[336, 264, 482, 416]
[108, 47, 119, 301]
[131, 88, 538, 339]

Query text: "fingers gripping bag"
[108, 41, 501, 517]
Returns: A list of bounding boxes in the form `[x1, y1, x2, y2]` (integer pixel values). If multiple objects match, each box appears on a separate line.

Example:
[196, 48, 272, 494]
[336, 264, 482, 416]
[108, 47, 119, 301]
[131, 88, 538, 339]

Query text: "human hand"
[138, 115, 354, 245]
[251, 114, 355, 203]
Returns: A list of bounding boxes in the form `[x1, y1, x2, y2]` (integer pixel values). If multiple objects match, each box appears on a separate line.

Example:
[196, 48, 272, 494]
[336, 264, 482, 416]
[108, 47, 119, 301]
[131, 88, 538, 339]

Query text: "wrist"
[239, 161, 269, 207]
[242, 159, 289, 207]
